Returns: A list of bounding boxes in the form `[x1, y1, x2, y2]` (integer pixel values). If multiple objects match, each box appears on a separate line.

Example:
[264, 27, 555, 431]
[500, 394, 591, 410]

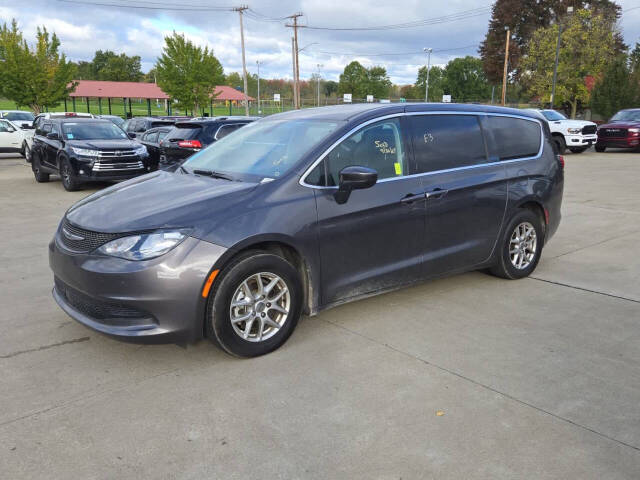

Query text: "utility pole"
[234, 6, 250, 116]
[501, 27, 510, 106]
[316, 64, 323, 106]
[423, 47, 432, 102]
[286, 13, 304, 109]
[256, 60, 262, 114]
[291, 37, 298, 109]
[551, 6, 573, 108]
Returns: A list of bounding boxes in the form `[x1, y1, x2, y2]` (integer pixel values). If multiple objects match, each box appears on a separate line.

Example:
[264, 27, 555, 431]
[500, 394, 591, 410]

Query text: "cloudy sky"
[2, 0, 640, 84]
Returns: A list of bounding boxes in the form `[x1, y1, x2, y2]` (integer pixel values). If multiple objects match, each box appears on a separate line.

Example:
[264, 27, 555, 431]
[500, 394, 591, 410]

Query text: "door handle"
[400, 193, 426, 204]
[426, 189, 449, 200]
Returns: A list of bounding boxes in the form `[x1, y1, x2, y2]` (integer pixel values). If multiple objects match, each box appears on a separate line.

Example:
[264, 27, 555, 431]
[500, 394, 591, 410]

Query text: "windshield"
[61, 122, 128, 140]
[541, 110, 566, 121]
[5, 112, 34, 121]
[184, 119, 343, 179]
[610, 110, 640, 122]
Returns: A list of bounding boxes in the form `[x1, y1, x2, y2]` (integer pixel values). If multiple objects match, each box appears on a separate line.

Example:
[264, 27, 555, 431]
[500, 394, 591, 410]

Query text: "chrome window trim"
[214, 123, 248, 141]
[299, 110, 545, 190]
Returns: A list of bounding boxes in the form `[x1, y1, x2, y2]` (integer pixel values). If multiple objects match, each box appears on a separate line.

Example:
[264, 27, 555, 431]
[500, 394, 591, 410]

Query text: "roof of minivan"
[264, 103, 541, 123]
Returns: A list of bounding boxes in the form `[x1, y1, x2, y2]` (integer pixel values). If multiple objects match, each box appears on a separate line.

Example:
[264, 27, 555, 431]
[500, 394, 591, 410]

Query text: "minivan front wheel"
[206, 251, 303, 357]
[490, 210, 543, 280]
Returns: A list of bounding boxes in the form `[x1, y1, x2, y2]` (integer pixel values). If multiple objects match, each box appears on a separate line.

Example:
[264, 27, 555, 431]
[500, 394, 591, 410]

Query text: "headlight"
[96, 230, 190, 260]
[134, 145, 147, 155]
[71, 147, 100, 157]
[629, 128, 640, 133]
[567, 128, 582, 134]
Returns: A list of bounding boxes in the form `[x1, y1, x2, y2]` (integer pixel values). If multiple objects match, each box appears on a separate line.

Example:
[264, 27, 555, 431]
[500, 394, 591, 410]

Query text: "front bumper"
[566, 134, 597, 147]
[596, 137, 640, 149]
[49, 234, 227, 344]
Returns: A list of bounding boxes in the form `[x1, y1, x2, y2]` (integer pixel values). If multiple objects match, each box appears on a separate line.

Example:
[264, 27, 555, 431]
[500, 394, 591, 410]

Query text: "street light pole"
[501, 27, 510, 106]
[316, 63, 323, 106]
[234, 6, 250, 116]
[256, 60, 262, 114]
[551, 6, 573, 108]
[423, 47, 432, 102]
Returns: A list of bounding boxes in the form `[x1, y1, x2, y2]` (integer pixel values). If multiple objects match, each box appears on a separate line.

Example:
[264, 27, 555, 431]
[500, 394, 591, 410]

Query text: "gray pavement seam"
[320, 318, 640, 453]
[0, 336, 90, 359]
[528, 277, 640, 304]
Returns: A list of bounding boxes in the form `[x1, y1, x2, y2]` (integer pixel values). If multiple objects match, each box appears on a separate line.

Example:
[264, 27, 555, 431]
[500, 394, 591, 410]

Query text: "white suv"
[527, 109, 597, 154]
[0, 119, 29, 157]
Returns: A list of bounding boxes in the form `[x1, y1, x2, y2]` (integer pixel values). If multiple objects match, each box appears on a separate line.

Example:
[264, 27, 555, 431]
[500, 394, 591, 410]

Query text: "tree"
[479, 0, 623, 84]
[338, 61, 369, 98]
[413, 65, 445, 101]
[442, 57, 491, 102]
[591, 55, 639, 120]
[0, 20, 76, 114]
[94, 50, 143, 81]
[366, 66, 392, 98]
[324, 80, 338, 97]
[155, 32, 224, 113]
[520, 9, 616, 118]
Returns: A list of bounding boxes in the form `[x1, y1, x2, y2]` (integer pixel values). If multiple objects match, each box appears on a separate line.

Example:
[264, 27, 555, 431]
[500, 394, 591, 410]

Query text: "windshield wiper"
[192, 169, 235, 181]
[178, 165, 189, 174]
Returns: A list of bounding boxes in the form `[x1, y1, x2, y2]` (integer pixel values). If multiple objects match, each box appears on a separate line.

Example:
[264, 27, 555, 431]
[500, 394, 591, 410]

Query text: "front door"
[406, 113, 507, 275]
[312, 117, 426, 305]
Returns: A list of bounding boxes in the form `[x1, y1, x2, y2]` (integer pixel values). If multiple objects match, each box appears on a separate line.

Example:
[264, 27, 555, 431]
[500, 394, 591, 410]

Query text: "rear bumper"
[49, 234, 227, 344]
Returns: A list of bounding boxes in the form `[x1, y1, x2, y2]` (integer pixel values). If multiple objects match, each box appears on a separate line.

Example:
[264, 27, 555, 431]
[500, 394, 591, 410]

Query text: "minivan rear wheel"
[553, 135, 566, 154]
[489, 209, 543, 280]
[206, 251, 303, 357]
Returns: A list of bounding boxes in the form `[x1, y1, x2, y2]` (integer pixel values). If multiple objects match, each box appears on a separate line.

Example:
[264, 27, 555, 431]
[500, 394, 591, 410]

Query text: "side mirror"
[46, 132, 59, 140]
[334, 165, 377, 204]
[128, 132, 137, 139]
[7, 127, 16, 133]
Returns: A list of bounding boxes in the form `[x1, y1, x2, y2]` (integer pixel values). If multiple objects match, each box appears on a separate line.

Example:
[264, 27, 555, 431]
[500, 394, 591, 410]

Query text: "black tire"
[32, 155, 50, 183]
[569, 147, 587, 154]
[24, 142, 32, 162]
[595, 145, 606, 153]
[206, 251, 303, 357]
[60, 157, 81, 191]
[553, 135, 566, 155]
[489, 209, 544, 280]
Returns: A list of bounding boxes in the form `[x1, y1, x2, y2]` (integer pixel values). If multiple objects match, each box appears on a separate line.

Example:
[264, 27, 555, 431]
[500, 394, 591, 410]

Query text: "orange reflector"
[201, 269, 219, 298]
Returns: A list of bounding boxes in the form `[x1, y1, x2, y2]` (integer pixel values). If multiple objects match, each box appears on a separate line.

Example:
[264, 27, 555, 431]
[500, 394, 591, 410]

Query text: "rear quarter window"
[486, 116, 541, 160]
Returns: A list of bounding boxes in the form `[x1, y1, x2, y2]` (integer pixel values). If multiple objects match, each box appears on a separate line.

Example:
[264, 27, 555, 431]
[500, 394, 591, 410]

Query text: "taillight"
[557, 155, 565, 169]
[178, 140, 202, 149]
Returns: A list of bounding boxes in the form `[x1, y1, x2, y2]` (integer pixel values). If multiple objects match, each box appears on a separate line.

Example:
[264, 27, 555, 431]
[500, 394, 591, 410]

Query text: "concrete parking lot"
[1, 150, 639, 479]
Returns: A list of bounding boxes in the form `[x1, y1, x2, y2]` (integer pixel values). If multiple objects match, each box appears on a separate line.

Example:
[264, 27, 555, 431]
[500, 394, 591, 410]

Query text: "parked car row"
[23, 113, 257, 191]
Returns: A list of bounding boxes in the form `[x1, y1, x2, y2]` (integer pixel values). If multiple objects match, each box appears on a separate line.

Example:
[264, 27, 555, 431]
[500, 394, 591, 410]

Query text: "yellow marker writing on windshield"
[394, 162, 402, 175]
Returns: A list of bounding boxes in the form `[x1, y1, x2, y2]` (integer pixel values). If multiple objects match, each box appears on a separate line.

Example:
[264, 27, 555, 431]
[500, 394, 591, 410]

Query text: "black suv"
[123, 116, 184, 136]
[158, 116, 258, 171]
[31, 118, 151, 191]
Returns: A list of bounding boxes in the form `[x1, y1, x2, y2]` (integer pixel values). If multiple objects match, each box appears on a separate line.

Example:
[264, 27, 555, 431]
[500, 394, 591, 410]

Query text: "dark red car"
[596, 109, 640, 152]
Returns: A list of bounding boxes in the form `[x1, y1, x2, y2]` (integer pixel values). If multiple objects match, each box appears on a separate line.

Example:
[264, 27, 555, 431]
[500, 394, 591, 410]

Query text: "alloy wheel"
[229, 272, 291, 342]
[509, 222, 537, 270]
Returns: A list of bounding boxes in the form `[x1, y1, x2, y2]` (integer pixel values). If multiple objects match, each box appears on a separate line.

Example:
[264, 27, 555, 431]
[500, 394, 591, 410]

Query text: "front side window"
[0, 120, 11, 133]
[215, 123, 244, 140]
[409, 114, 487, 173]
[486, 116, 541, 161]
[185, 119, 342, 180]
[320, 118, 407, 186]
[145, 131, 159, 143]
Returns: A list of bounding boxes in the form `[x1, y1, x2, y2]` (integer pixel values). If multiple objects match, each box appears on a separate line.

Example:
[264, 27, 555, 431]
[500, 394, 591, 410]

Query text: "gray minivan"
[49, 103, 563, 357]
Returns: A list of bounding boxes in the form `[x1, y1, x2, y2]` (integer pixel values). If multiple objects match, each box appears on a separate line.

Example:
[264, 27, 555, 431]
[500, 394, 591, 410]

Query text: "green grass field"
[0, 97, 305, 118]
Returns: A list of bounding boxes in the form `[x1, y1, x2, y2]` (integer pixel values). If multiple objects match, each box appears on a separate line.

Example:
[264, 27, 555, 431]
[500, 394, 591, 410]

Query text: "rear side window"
[408, 114, 487, 173]
[485, 116, 541, 160]
[216, 123, 245, 140]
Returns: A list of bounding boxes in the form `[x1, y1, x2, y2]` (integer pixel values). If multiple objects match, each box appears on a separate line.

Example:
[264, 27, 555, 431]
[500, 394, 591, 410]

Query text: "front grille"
[55, 277, 149, 322]
[58, 218, 124, 253]
[582, 125, 597, 135]
[599, 127, 627, 138]
[98, 149, 139, 158]
[92, 161, 144, 171]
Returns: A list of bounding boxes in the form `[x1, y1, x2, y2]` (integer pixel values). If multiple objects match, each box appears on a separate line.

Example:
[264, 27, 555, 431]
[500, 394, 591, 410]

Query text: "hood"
[13, 120, 32, 128]
[66, 170, 258, 234]
[551, 119, 595, 128]
[599, 121, 640, 129]
[67, 139, 138, 150]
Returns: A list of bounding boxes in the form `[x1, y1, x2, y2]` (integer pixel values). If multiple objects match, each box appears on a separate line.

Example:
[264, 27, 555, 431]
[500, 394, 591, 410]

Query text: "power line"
[299, 6, 491, 31]
[56, 0, 236, 11]
[313, 44, 480, 58]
